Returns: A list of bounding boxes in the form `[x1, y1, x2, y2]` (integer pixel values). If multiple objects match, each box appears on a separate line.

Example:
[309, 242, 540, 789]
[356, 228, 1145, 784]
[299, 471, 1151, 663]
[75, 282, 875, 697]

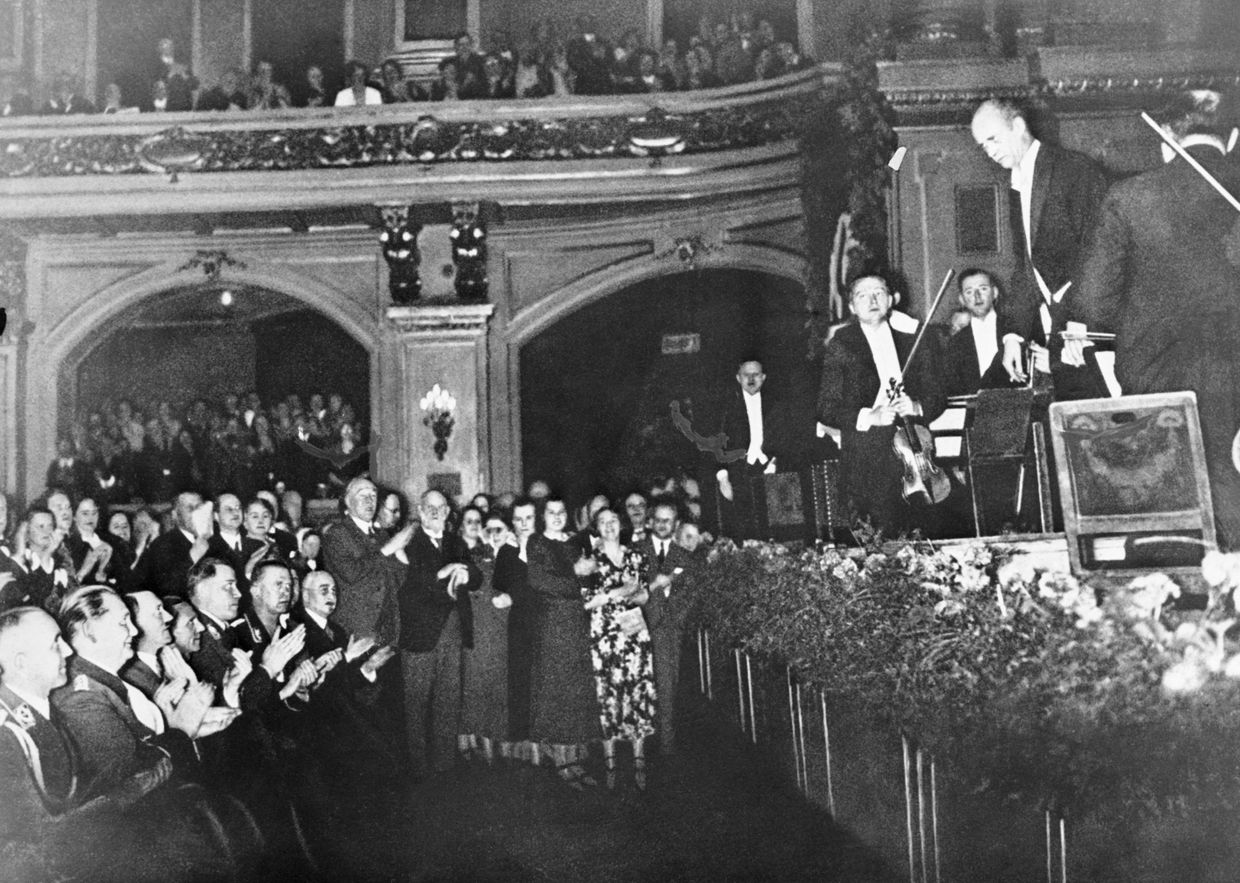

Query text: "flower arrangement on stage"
[685, 539, 1240, 819]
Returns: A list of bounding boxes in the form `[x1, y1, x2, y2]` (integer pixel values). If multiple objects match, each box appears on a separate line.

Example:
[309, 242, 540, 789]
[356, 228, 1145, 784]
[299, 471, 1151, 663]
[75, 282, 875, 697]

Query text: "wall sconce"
[420, 384, 456, 460]
[450, 202, 488, 302]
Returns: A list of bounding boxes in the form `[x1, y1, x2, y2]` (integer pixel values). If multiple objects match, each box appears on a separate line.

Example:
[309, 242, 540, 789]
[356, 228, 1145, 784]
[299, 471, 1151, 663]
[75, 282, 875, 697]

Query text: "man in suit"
[132, 491, 211, 598]
[711, 359, 785, 537]
[46, 438, 91, 500]
[206, 493, 251, 592]
[818, 274, 947, 532]
[1070, 90, 1240, 545]
[945, 268, 1024, 397]
[971, 98, 1110, 399]
[637, 500, 698, 756]
[119, 591, 174, 701]
[320, 477, 412, 646]
[51, 587, 234, 799]
[398, 490, 481, 779]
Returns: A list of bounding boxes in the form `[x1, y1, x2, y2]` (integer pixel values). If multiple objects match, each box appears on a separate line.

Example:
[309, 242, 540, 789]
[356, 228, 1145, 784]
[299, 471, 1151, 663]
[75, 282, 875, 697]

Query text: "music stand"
[965, 388, 1054, 536]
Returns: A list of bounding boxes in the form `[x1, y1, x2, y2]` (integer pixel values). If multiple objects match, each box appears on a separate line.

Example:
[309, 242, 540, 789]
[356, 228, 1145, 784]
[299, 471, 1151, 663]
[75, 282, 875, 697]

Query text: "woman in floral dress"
[581, 507, 657, 789]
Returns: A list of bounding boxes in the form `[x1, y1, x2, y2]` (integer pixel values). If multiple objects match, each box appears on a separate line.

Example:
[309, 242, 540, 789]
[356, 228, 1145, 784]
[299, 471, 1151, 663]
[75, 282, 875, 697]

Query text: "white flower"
[1201, 550, 1233, 587]
[1161, 659, 1208, 695]
[1223, 653, 1240, 680]
[997, 556, 1036, 589]
[1126, 573, 1181, 617]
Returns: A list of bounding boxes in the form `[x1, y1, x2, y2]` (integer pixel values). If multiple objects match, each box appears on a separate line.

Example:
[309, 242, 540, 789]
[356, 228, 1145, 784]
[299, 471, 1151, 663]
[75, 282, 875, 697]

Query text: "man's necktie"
[657, 543, 666, 568]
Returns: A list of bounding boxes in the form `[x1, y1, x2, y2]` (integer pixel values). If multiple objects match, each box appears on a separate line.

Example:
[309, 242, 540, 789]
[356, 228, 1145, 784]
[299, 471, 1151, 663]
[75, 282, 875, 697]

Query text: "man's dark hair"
[251, 559, 292, 590]
[1151, 90, 1229, 140]
[24, 506, 54, 527]
[59, 586, 116, 642]
[187, 556, 232, 601]
[957, 267, 1001, 295]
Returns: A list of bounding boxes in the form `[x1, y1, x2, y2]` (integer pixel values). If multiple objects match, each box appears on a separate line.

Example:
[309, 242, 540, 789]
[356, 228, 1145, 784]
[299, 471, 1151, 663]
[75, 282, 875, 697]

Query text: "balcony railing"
[0, 66, 837, 179]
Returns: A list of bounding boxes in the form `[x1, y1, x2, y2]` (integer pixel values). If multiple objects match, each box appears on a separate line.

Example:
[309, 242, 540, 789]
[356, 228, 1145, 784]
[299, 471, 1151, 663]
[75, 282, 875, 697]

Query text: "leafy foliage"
[683, 541, 1240, 818]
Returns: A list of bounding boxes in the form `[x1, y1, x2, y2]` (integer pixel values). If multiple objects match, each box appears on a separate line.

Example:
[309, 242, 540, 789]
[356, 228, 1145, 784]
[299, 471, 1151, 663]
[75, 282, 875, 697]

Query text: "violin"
[887, 378, 951, 505]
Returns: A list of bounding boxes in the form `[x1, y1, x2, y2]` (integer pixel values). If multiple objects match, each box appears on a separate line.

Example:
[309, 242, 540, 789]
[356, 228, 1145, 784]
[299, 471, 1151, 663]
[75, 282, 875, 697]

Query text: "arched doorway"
[62, 283, 370, 502]
[519, 269, 814, 506]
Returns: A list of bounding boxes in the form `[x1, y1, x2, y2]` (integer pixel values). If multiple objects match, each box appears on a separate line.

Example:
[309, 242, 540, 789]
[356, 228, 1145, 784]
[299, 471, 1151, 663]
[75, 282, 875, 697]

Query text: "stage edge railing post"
[734, 649, 746, 735]
[917, 748, 928, 883]
[704, 630, 713, 699]
[795, 681, 808, 794]
[903, 735, 916, 883]
[820, 690, 835, 815]
[697, 629, 706, 694]
[786, 667, 801, 790]
[745, 652, 757, 744]
[930, 756, 941, 883]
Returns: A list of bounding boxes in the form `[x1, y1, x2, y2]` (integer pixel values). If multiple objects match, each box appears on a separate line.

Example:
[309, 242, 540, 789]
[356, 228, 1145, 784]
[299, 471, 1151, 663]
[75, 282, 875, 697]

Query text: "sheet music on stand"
[970, 388, 1035, 460]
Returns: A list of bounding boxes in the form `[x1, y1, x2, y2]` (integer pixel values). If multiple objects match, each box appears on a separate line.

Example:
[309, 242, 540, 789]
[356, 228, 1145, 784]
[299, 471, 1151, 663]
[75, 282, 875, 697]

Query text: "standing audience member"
[459, 505, 510, 764]
[638, 500, 697, 757]
[320, 477, 411, 644]
[398, 490, 481, 780]
[133, 492, 211, 597]
[581, 508, 656, 789]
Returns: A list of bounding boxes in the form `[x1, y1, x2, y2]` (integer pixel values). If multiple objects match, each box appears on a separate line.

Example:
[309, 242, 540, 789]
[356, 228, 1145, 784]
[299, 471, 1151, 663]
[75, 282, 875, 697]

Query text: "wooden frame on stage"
[1048, 392, 1216, 581]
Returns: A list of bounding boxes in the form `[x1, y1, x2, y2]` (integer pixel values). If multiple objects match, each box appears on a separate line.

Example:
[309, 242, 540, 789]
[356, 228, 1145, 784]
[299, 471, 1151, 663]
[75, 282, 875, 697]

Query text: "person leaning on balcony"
[334, 60, 383, 107]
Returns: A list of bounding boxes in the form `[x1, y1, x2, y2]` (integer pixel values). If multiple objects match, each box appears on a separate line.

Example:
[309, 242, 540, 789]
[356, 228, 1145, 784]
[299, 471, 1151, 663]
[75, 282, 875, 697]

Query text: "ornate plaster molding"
[386, 302, 494, 339]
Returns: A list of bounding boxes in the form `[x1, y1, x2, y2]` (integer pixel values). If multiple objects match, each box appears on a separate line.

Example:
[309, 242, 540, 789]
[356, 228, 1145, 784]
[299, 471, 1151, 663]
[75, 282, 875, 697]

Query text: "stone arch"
[23, 260, 380, 498]
[505, 243, 809, 346]
[490, 243, 809, 493]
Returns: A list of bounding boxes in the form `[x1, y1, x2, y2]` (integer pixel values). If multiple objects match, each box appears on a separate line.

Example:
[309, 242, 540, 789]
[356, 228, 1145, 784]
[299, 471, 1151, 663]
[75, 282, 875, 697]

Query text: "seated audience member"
[151, 36, 198, 111]
[684, 45, 721, 90]
[132, 491, 212, 598]
[149, 78, 171, 112]
[130, 507, 161, 566]
[230, 561, 315, 677]
[42, 72, 97, 114]
[379, 58, 426, 103]
[754, 46, 785, 80]
[335, 60, 382, 107]
[105, 510, 135, 575]
[293, 528, 322, 577]
[47, 438, 91, 501]
[167, 597, 205, 659]
[12, 507, 72, 613]
[65, 497, 119, 587]
[299, 65, 329, 108]
[674, 520, 707, 559]
[52, 587, 234, 799]
[714, 30, 755, 85]
[196, 68, 248, 111]
[481, 53, 515, 99]
[432, 57, 461, 101]
[0, 494, 21, 608]
[120, 590, 181, 700]
[658, 40, 687, 90]
[255, 490, 298, 560]
[0, 607, 78, 844]
[101, 82, 137, 114]
[184, 558, 309, 714]
[2, 76, 35, 116]
[945, 268, 1022, 396]
[247, 60, 292, 109]
[514, 44, 552, 98]
[452, 32, 489, 99]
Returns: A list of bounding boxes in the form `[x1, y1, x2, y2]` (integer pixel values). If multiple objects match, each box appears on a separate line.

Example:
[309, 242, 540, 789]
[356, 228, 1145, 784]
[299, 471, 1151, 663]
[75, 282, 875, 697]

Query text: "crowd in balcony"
[1, 13, 812, 118]
[50, 390, 371, 509]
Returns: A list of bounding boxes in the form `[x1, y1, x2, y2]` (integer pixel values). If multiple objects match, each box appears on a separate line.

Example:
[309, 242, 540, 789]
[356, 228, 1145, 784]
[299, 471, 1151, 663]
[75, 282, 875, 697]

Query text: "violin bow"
[1140, 111, 1240, 213]
[897, 269, 956, 379]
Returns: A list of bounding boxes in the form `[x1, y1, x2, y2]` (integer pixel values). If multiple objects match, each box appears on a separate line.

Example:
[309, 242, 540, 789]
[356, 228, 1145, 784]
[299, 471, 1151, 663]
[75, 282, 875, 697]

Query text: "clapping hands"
[261, 624, 306, 678]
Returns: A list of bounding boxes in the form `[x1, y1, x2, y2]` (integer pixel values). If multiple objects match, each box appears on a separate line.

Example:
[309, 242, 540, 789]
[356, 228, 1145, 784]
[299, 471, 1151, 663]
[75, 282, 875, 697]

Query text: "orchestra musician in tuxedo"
[1070, 90, 1240, 545]
[945, 268, 1025, 397]
[971, 98, 1110, 399]
[710, 358, 786, 536]
[817, 273, 946, 532]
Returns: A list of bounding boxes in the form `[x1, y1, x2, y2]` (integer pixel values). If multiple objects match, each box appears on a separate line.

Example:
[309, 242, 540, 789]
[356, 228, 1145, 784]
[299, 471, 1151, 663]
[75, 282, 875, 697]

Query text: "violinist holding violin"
[817, 273, 947, 533]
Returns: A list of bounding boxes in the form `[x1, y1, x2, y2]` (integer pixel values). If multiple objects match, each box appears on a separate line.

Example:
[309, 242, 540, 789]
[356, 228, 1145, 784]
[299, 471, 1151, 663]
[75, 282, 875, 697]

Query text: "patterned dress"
[584, 546, 657, 741]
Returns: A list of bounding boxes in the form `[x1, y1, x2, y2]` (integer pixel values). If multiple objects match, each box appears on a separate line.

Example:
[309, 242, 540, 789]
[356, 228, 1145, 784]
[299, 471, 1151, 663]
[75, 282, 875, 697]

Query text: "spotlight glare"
[220, 290, 234, 307]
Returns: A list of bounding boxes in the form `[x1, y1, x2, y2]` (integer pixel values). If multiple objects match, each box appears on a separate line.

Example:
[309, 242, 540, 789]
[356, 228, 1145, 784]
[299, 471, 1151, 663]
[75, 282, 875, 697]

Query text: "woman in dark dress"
[459, 506, 510, 764]
[528, 528, 600, 787]
[581, 507, 656, 789]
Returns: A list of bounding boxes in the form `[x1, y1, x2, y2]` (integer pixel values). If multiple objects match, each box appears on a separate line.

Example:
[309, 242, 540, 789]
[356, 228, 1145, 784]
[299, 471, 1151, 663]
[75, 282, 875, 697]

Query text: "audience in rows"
[2, 14, 812, 118]
[0, 466, 710, 875]
[51, 389, 368, 507]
